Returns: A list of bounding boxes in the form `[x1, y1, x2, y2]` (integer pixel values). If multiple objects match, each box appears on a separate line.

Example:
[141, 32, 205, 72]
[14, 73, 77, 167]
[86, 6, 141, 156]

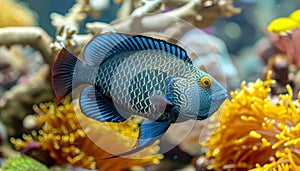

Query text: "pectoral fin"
[80, 86, 127, 122]
[150, 94, 173, 114]
[104, 120, 170, 159]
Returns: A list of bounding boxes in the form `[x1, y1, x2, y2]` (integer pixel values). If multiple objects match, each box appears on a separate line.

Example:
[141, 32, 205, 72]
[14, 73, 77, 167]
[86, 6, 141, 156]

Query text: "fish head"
[171, 72, 227, 121]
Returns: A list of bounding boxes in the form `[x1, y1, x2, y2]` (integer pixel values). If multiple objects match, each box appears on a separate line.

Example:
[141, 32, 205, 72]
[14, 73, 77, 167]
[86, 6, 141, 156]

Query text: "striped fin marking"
[80, 86, 126, 122]
[83, 33, 192, 66]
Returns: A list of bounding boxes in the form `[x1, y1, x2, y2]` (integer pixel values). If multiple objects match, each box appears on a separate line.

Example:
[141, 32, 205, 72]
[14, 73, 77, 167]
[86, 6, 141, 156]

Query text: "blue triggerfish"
[52, 33, 227, 158]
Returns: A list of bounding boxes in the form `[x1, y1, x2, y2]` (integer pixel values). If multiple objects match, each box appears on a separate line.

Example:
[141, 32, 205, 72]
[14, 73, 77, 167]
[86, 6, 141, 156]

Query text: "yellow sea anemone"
[203, 71, 300, 170]
[11, 97, 163, 170]
[0, 0, 37, 27]
[268, 17, 299, 34]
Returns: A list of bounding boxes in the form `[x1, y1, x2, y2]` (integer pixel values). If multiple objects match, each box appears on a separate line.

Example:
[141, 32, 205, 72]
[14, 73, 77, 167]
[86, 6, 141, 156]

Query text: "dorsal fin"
[83, 33, 192, 66]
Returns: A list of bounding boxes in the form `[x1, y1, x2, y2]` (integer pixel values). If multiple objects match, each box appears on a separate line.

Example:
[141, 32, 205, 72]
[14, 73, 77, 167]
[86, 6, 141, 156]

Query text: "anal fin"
[104, 120, 170, 159]
[80, 86, 127, 122]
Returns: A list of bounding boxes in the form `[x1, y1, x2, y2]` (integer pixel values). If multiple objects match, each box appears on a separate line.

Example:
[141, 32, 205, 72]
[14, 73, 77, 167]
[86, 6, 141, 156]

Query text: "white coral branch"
[0, 27, 54, 65]
[111, 0, 240, 32]
[51, 1, 90, 54]
[131, 0, 163, 16]
[89, 0, 110, 11]
[117, 0, 135, 18]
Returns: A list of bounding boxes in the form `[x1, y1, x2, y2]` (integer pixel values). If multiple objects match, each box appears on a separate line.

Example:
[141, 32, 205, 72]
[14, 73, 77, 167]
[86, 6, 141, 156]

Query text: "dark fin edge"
[83, 33, 192, 66]
[52, 48, 78, 104]
[79, 86, 127, 122]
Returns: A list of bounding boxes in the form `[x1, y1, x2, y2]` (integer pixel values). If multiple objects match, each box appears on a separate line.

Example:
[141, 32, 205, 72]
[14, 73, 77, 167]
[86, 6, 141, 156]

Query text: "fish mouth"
[207, 89, 227, 117]
[212, 89, 228, 102]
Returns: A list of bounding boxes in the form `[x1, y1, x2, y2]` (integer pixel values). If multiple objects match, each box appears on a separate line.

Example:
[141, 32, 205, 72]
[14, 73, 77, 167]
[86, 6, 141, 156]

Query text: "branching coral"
[0, 4, 54, 138]
[49, 0, 241, 56]
[0, 27, 54, 65]
[50, 0, 92, 55]
[109, 0, 241, 34]
[204, 71, 300, 170]
[116, 0, 241, 24]
[11, 97, 162, 170]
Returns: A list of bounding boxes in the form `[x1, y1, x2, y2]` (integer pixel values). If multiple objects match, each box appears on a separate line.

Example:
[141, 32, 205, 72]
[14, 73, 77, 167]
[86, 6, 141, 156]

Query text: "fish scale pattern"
[129, 69, 167, 114]
[93, 50, 196, 121]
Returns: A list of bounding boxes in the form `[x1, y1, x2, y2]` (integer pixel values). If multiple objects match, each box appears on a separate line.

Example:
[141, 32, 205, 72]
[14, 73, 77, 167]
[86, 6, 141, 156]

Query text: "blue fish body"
[52, 33, 227, 158]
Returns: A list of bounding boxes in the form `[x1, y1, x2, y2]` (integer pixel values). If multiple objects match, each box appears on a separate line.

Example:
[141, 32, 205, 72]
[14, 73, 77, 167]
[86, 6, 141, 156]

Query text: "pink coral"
[268, 29, 300, 69]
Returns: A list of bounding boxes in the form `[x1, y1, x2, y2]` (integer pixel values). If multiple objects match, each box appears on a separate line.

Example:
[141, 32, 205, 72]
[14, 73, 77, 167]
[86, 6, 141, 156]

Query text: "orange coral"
[203, 71, 300, 170]
[11, 97, 162, 170]
[0, 0, 37, 27]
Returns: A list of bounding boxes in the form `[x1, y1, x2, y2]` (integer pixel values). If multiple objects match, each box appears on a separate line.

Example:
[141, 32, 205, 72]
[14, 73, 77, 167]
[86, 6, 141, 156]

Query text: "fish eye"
[199, 76, 211, 88]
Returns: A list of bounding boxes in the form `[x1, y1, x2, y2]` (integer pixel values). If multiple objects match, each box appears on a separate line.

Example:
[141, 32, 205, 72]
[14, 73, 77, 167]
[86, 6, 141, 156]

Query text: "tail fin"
[52, 48, 81, 104]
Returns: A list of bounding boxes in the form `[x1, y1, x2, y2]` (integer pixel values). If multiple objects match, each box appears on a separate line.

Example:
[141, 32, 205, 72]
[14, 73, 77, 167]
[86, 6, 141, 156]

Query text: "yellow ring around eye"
[200, 77, 211, 88]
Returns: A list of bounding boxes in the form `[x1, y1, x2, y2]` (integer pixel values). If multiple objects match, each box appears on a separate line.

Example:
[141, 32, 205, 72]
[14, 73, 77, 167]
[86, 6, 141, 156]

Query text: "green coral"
[1, 156, 48, 171]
